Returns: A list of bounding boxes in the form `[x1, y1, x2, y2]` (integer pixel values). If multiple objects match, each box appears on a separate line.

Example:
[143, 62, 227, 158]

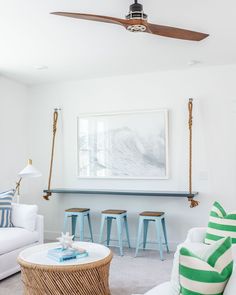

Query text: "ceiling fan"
[51, 0, 209, 41]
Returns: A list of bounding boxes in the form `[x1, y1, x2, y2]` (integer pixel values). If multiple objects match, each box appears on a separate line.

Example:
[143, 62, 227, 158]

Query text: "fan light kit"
[51, 0, 209, 41]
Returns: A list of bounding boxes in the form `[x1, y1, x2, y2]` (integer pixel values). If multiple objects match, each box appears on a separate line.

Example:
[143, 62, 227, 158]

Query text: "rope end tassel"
[188, 196, 200, 208]
[188, 98, 199, 208]
[43, 192, 52, 201]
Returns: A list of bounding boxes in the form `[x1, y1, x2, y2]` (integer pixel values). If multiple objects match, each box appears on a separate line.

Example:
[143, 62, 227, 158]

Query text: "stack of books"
[48, 247, 88, 262]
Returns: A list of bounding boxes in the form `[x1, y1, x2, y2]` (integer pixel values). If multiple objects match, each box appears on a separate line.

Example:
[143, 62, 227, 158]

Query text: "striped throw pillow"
[205, 201, 236, 244]
[180, 237, 233, 295]
[0, 190, 15, 227]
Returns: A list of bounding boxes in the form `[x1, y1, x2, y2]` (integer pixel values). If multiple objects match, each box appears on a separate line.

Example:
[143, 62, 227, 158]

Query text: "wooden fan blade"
[51, 12, 130, 27]
[147, 23, 209, 41]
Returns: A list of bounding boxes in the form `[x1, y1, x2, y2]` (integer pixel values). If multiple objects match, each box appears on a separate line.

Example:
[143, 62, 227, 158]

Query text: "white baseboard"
[44, 230, 179, 251]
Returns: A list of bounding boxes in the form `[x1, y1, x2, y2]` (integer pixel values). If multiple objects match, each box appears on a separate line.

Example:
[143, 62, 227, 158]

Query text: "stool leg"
[79, 214, 84, 241]
[135, 218, 143, 257]
[87, 213, 94, 243]
[99, 215, 106, 243]
[71, 215, 78, 239]
[156, 218, 164, 261]
[106, 217, 112, 246]
[162, 217, 170, 253]
[117, 216, 123, 256]
[143, 220, 149, 250]
[124, 215, 131, 248]
[63, 213, 68, 234]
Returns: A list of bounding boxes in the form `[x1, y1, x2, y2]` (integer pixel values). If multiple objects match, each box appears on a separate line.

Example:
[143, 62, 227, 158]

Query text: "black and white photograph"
[77, 110, 168, 179]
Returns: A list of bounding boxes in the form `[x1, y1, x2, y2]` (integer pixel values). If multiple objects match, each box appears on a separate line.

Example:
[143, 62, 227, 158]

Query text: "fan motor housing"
[126, 2, 147, 21]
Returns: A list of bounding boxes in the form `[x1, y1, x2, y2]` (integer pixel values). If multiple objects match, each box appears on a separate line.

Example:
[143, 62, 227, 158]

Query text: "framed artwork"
[77, 109, 169, 179]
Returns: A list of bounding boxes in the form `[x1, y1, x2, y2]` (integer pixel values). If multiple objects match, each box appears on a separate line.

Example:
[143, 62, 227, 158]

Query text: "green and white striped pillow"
[179, 237, 233, 295]
[205, 201, 236, 244]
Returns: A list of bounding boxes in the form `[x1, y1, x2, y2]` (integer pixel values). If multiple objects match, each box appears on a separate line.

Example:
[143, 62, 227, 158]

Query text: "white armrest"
[184, 227, 207, 243]
[35, 215, 44, 244]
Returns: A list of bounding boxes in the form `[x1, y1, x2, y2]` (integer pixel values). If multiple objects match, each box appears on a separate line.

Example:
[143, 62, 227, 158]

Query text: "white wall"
[27, 64, 236, 248]
[0, 76, 29, 192]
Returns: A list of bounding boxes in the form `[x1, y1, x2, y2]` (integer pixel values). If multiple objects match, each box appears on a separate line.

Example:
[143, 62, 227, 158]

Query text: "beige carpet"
[0, 248, 173, 295]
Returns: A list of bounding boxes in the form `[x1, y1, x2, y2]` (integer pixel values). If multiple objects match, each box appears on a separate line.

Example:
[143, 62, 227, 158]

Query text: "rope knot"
[188, 197, 199, 208]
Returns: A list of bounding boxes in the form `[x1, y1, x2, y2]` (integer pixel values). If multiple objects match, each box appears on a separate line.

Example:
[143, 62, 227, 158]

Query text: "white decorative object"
[77, 109, 168, 179]
[57, 232, 74, 250]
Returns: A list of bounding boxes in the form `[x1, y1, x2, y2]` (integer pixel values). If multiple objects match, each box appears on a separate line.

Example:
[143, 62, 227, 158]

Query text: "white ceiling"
[0, 0, 235, 85]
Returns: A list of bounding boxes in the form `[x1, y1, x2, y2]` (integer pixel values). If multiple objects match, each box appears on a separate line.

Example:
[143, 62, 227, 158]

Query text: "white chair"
[143, 227, 236, 295]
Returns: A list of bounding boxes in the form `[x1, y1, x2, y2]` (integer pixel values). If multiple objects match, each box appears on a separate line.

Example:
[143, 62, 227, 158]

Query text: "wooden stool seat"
[65, 208, 90, 213]
[102, 209, 127, 215]
[140, 211, 164, 217]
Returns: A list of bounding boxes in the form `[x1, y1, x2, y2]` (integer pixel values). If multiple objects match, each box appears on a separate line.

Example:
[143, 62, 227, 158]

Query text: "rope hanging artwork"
[188, 99, 199, 208]
[43, 109, 59, 201]
[42, 101, 198, 207]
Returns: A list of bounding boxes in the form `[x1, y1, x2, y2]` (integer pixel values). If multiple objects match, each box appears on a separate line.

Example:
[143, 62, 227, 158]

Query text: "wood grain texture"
[51, 12, 209, 41]
[102, 209, 127, 215]
[140, 211, 164, 217]
[51, 12, 130, 27]
[65, 208, 90, 213]
[147, 23, 209, 41]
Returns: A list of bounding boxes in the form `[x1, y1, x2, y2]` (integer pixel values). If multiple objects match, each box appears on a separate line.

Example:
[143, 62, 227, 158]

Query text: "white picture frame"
[77, 109, 169, 179]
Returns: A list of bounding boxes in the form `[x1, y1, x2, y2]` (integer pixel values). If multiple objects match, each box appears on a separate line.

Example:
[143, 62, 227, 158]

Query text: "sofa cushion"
[0, 190, 14, 228]
[0, 227, 39, 255]
[179, 237, 233, 295]
[205, 201, 236, 244]
[11, 203, 38, 231]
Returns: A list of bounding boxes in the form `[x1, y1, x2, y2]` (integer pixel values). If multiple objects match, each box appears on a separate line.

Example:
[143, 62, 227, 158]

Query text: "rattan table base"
[18, 249, 112, 295]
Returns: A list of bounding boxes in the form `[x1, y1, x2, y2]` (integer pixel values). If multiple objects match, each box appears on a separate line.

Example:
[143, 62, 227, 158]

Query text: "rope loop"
[53, 111, 58, 134]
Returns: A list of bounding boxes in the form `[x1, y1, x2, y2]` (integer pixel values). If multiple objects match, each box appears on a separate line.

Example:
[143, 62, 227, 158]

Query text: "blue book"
[48, 247, 88, 262]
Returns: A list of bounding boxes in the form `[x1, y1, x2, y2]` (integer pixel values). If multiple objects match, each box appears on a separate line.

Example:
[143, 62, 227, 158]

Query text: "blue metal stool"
[135, 211, 169, 260]
[99, 209, 131, 256]
[64, 208, 93, 242]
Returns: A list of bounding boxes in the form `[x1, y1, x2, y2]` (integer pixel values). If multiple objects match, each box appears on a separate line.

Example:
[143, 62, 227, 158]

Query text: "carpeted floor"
[0, 248, 173, 295]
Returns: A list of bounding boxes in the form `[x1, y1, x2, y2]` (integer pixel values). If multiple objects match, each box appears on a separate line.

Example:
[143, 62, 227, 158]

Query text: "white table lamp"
[15, 159, 42, 203]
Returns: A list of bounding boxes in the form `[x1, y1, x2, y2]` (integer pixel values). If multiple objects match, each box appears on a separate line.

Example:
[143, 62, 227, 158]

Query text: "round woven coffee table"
[18, 242, 113, 295]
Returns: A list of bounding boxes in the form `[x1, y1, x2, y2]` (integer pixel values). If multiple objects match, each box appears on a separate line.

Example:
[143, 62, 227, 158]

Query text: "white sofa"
[0, 203, 44, 280]
[144, 227, 236, 295]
